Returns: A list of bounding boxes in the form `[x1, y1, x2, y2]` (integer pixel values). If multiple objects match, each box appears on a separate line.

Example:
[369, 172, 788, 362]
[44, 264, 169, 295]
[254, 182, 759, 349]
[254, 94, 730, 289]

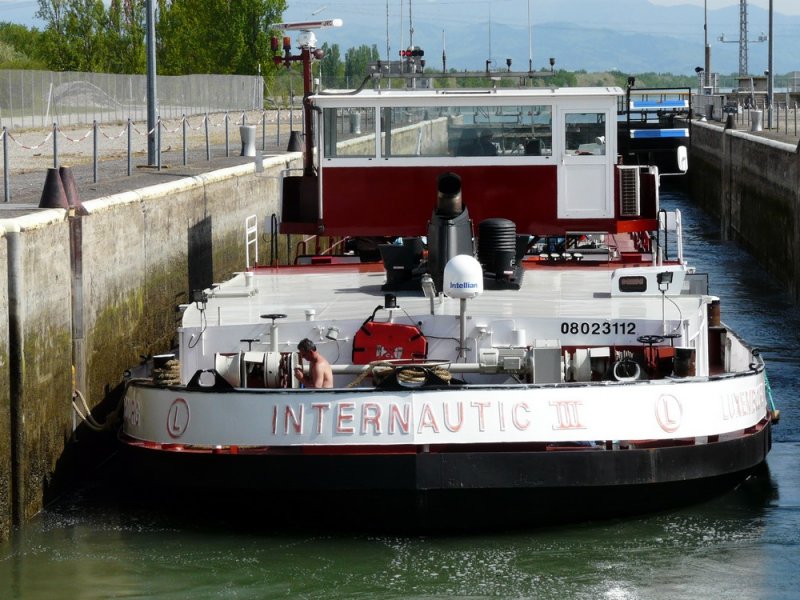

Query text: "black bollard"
[38, 167, 69, 209]
[287, 130, 304, 152]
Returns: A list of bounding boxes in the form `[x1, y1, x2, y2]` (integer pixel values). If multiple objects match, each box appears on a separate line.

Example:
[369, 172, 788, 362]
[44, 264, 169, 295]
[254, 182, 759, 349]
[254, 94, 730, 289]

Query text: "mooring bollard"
[750, 110, 763, 132]
[240, 125, 256, 157]
[287, 130, 303, 152]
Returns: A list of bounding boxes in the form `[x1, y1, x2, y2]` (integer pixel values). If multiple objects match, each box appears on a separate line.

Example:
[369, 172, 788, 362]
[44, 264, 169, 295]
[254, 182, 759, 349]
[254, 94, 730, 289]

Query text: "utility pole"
[704, 0, 711, 91]
[386, 0, 390, 61]
[767, 0, 773, 128]
[528, 0, 533, 73]
[738, 0, 748, 77]
[409, 0, 414, 48]
[718, 0, 766, 77]
[442, 29, 446, 73]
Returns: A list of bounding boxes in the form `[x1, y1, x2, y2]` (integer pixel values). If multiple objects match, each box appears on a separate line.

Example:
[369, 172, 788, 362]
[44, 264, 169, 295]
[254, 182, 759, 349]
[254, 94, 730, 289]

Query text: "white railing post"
[245, 214, 259, 269]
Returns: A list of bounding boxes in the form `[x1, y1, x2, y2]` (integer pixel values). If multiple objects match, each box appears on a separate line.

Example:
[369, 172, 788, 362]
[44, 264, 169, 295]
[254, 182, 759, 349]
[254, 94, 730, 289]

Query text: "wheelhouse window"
[322, 107, 376, 157]
[453, 105, 552, 157]
[564, 112, 607, 155]
[380, 106, 450, 156]
[381, 104, 553, 157]
[323, 104, 552, 159]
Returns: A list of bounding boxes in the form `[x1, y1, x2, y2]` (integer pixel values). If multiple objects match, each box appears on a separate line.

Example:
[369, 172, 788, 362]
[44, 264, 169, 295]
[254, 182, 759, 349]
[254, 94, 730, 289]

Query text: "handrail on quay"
[1, 107, 302, 205]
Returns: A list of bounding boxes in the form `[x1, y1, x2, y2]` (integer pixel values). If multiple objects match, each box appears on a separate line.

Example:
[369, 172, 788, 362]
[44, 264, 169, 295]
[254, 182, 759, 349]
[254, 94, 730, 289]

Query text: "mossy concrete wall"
[689, 122, 800, 300]
[0, 154, 297, 540]
[0, 226, 10, 541]
[78, 165, 282, 406]
[1, 212, 73, 527]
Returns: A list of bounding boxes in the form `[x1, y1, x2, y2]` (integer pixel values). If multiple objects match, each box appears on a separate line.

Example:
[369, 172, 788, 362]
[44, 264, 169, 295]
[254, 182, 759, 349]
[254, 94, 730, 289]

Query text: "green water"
[2, 443, 798, 600]
[3, 191, 800, 599]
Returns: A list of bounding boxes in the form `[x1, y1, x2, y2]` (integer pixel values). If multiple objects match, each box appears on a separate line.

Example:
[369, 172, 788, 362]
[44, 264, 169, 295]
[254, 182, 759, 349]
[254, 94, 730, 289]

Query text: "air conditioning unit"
[618, 166, 641, 217]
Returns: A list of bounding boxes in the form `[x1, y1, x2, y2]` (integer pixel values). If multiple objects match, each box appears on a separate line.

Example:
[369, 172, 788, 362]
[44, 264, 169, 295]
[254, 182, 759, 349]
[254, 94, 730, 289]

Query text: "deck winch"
[214, 351, 301, 388]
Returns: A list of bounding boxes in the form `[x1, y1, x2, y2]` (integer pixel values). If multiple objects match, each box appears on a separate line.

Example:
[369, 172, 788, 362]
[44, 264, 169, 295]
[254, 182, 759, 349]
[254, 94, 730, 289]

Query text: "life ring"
[613, 359, 641, 382]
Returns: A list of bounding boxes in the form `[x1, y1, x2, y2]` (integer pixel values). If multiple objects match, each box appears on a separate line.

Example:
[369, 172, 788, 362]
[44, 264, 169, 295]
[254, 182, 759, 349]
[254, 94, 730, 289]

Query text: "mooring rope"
[152, 358, 182, 386]
[347, 360, 453, 388]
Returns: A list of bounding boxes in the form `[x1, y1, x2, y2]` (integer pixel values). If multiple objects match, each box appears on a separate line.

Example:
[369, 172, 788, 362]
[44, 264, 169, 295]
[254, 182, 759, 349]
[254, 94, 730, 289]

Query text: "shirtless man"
[294, 338, 334, 388]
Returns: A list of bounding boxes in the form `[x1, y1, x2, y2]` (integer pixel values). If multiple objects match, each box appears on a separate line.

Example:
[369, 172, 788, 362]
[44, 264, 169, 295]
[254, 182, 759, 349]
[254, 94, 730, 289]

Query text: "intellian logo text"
[450, 282, 478, 289]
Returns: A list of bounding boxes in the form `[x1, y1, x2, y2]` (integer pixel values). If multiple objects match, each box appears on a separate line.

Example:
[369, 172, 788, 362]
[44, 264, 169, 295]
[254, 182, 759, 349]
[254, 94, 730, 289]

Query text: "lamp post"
[145, 0, 157, 166]
[704, 0, 711, 92]
[528, 0, 533, 73]
[695, 66, 705, 96]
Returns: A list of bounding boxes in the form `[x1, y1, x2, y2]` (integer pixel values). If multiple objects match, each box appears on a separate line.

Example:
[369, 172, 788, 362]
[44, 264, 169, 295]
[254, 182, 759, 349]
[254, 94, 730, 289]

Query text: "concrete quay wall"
[0, 227, 9, 541]
[689, 121, 800, 300]
[0, 155, 298, 539]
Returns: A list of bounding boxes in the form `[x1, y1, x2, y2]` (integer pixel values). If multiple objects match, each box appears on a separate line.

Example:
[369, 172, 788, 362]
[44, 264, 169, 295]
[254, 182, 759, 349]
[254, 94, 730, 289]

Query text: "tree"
[344, 44, 379, 86]
[36, 0, 72, 70]
[319, 42, 344, 88]
[104, 0, 146, 73]
[156, 0, 285, 76]
[33, 0, 284, 75]
[65, 0, 107, 71]
[0, 22, 44, 60]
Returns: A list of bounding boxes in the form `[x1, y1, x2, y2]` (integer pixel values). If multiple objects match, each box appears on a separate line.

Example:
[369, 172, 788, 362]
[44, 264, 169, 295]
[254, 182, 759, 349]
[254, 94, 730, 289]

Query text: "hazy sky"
[650, 0, 800, 16]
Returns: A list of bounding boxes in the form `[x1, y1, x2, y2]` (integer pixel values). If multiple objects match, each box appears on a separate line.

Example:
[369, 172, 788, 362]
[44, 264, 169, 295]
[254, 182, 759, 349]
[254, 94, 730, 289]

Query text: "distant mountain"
[282, 1, 799, 76]
[5, 0, 798, 76]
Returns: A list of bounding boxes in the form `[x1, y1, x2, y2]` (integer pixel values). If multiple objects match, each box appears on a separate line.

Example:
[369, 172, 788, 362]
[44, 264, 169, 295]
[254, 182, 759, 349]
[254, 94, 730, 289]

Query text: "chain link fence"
[0, 69, 265, 129]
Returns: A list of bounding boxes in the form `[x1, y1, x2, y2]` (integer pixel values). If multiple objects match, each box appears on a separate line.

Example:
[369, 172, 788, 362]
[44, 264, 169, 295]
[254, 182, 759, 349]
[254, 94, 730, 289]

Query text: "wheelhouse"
[280, 87, 660, 237]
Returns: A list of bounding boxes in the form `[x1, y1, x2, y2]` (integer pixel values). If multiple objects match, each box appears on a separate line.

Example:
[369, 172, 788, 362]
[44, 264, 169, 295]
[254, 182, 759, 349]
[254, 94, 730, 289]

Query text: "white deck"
[188, 264, 704, 328]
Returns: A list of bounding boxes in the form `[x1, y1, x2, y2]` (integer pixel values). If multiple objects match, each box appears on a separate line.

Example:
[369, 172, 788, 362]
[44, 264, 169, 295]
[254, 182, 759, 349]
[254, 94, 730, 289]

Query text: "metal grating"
[618, 166, 641, 217]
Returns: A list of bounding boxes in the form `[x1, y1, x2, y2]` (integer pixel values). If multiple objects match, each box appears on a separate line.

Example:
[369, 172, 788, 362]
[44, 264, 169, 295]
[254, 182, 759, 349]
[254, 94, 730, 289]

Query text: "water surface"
[2, 188, 799, 599]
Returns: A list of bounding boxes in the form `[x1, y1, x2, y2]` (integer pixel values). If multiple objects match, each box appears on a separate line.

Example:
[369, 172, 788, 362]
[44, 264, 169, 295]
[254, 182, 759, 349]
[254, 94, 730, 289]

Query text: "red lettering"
[417, 403, 440, 433]
[551, 400, 585, 430]
[283, 404, 303, 434]
[389, 402, 410, 434]
[470, 400, 491, 432]
[443, 401, 464, 432]
[336, 402, 355, 434]
[512, 402, 531, 430]
[361, 402, 382, 434]
[311, 403, 331, 434]
[497, 401, 506, 432]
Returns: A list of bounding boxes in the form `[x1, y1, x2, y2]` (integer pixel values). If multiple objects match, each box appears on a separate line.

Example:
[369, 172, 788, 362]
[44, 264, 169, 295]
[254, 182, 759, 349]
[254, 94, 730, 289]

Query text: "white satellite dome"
[443, 254, 483, 299]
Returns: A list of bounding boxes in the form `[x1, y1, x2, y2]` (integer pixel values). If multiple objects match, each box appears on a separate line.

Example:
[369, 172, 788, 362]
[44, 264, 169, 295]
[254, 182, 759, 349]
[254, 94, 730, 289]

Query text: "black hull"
[119, 423, 771, 530]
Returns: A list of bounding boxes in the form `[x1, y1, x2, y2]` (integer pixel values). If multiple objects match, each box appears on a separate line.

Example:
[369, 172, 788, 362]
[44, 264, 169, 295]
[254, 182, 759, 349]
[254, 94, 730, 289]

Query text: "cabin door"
[557, 109, 613, 219]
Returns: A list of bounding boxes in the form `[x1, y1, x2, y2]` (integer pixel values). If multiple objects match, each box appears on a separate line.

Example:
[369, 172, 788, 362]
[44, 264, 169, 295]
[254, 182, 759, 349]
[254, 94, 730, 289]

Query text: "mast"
[528, 0, 532, 73]
[271, 19, 343, 175]
[409, 0, 414, 48]
[386, 0, 390, 61]
[739, 0, 748, 76]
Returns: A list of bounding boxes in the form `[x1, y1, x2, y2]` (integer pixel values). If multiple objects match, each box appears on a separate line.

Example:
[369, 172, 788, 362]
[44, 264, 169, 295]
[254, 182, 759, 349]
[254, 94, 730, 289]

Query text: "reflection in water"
[1, 188, 798, 600]
[0, 456, 789, 600]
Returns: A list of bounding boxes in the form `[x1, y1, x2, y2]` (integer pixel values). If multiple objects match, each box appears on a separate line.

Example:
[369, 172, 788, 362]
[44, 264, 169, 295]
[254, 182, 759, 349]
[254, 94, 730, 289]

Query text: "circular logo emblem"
[655, 394, 682, 433]
[167, 398, 190, 438]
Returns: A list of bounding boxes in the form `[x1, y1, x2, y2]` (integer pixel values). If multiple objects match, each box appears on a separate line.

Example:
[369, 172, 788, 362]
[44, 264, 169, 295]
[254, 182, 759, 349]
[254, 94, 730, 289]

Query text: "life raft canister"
[352, 321, 428, 364]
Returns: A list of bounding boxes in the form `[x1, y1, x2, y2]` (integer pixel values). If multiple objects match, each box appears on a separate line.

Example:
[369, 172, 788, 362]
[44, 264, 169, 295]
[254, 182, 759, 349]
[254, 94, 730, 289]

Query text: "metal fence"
[728, 103, 800, 136]
[0, 107, 305, 204]
[694, 93, 800, 137]
[0, 69, 264, 129]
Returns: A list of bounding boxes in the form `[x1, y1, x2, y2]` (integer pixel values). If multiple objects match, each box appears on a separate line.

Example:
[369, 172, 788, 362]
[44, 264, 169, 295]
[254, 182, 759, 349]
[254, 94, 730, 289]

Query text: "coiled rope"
[153, 358, 181, 386]
[347, 360, 453, 388]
